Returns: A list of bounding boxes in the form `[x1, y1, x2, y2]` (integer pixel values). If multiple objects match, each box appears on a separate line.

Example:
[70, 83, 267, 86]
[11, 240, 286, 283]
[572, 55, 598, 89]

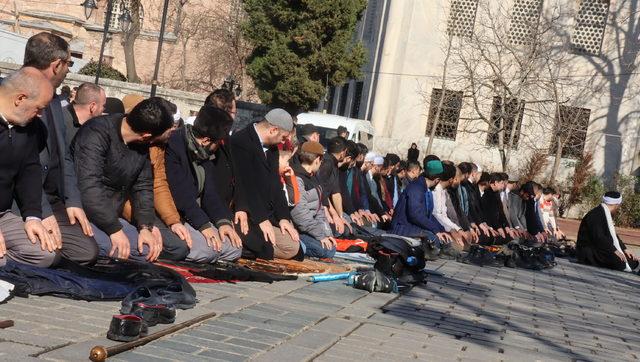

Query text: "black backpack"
[366, 234, 427, 285]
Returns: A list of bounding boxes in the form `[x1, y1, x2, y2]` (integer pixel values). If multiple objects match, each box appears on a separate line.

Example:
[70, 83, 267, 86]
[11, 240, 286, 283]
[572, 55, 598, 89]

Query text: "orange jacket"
[122, 146, 181, 226]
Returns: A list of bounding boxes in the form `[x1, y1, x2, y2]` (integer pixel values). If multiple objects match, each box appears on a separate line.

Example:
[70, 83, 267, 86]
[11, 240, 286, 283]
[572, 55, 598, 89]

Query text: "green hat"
[425, 160, 444, 177]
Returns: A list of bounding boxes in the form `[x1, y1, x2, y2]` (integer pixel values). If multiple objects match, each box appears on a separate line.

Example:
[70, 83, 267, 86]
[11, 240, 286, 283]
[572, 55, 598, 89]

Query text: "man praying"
[576, 191, 639, 272]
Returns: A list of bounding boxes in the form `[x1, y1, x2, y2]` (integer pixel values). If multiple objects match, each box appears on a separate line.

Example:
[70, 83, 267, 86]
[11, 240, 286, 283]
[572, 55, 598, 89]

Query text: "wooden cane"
[89, 312, 217, 362]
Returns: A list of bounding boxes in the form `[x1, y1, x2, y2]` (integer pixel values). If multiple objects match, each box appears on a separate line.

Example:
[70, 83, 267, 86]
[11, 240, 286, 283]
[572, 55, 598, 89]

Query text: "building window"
[508, 0, 543, 45]
[426, 88, 463, 141]
[571, 0, 610, 55]
[108, 0, 144, 31]
[486, 97, 524, 149]
[551, 106, 590, 159]
[447, 0, 479, 38]
[338, 84, 350, 116]
[351, 81, 364, 119]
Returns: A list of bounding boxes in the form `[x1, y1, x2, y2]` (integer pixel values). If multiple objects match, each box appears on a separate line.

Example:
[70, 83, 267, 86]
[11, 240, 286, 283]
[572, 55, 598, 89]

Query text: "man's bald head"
[0, 67, 53, 126]
[73, 82, 106, 123]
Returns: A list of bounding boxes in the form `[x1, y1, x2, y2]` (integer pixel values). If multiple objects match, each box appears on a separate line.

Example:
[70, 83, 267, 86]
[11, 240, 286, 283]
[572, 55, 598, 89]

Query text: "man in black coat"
[576, 192, 639, 272]
[480, 173, 514, 243]
[165, 106, 242, 263]
[21, 32, 98, 265]
[61, 82, 106, 144]
[318, 136, 353, 235]
[520, 181, 547, 243]
[72, 98, 174, 262]
[203, 89, 250, 235]
[229, 109, 300, 260]
[0, 68, 57, 267]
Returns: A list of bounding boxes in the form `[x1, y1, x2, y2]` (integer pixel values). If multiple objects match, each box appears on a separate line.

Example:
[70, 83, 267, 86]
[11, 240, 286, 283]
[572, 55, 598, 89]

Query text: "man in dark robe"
[576, 191, 639, 272]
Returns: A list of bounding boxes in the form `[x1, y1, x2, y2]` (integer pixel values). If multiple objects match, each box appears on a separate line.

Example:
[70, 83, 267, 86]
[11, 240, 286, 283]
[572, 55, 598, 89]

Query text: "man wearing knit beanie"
[391, 158, 455, 254]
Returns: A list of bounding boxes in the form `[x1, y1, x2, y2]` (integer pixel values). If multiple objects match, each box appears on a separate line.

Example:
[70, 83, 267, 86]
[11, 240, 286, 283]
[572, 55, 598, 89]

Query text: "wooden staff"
[89, 312, 217, 362]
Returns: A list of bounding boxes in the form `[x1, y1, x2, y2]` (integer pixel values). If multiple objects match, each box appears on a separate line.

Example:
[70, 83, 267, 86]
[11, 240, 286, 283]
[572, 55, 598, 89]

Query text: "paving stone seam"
[307, 320, 364, 361]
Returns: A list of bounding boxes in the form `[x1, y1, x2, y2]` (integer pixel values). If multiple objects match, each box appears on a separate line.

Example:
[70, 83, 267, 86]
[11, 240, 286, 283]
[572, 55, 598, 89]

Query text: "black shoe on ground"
[131, 303, 176, 327]
[107, 314, 148, 342]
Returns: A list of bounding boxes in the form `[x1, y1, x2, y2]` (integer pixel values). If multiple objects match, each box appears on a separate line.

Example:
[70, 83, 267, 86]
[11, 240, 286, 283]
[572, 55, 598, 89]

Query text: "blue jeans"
[92, 219, 149, 262]
[299, 234, 336, 259]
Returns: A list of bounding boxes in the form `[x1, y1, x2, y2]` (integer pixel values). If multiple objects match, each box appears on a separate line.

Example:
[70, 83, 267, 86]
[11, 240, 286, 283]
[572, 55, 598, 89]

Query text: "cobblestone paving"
[1, 258, 638, 361]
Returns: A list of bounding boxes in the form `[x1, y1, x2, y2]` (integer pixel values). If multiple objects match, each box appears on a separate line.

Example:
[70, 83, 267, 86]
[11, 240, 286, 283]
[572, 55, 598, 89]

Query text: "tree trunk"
[122, 1, 142, 83]
[549, 136, 563, 185]
[180, 39, 188, 89]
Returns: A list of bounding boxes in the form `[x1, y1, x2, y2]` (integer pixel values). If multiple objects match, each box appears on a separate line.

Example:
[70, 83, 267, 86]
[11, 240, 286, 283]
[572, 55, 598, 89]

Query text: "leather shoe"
[107, 315, 148, 342]
[131, 303, 176, 327]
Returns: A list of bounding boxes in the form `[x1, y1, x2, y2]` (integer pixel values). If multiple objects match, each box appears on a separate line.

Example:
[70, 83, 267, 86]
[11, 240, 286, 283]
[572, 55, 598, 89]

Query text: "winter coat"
[122, 145, 182, 227]
[0, 120, 42, 218]
[35, 94, 83, 215]
[72, 114, 154, 234]
[164, 127, 232, 230]
[288, 164, 333, 241]
[407, 148, 419, 163]
[228, 124, 290, 225]
[391, 176, 444, 236]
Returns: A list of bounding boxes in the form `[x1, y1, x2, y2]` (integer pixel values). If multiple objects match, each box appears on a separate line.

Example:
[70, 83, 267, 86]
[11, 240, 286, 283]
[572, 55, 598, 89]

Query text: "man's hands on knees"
[66, 207, 94, 236]
[171, 223, 193, 249]
[436, 232, 453, 244]
[219, 224, 242, 249]
[201, 227, 222, 252]
[42, 215, 62, 249]
[350, 212, 364, 227]
[624, 250, 637, 262]
[25, 219, 57, 252]
[109, 230, 131, 259]
[258, 220, 276, 244]
[138, 227, 162, 262]
[279, 219, 299, 242]
[234, 211, 249, 235]
[320, 237, 337, 250]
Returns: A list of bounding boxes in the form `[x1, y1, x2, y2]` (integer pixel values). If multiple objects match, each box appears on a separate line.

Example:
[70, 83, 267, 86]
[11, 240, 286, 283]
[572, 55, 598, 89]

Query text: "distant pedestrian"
[337, 125, 349, 139]
[407, 142, 419, 163]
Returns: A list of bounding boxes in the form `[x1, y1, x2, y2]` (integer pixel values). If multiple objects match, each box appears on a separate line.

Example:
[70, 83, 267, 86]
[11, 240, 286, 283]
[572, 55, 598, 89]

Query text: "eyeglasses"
[61, 58, 75, 68]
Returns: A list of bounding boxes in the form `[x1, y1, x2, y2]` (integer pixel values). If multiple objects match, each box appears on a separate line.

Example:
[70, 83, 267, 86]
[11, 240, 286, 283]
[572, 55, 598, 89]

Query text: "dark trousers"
[299, 234, 336, 259]
[157, 220, 190, 261]
[54, 201, 99, 266]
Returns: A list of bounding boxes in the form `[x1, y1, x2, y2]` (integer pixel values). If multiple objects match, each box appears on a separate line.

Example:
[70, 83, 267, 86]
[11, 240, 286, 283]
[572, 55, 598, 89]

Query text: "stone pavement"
[1, 258, 639, 361]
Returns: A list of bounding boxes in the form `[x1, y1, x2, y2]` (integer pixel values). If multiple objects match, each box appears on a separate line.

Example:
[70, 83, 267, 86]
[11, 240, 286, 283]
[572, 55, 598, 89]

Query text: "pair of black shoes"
[107, 303, 176, 342]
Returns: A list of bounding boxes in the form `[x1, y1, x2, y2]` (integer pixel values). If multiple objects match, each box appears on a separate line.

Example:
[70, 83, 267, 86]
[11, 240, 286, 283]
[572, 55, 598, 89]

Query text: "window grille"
[508, 0, 543, 45]
[571, 0, 610, 55]
[426, 88, 463, 141]
[447, 0, 479, 38]
[551, 106, 590, 158]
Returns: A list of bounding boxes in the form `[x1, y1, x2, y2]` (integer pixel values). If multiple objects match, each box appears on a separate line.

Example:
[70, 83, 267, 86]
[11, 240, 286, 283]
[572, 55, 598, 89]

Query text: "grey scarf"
[184, 125, 214, 197]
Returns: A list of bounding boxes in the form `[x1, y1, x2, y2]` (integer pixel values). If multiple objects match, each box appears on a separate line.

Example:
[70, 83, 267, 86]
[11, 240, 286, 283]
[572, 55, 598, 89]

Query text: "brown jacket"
[122, 146, 181, 226]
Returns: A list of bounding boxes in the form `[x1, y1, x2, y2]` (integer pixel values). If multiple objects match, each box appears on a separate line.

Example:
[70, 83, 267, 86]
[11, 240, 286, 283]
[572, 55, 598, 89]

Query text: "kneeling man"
[576, 191, 639, 272]
[165, 106, 242, 263]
